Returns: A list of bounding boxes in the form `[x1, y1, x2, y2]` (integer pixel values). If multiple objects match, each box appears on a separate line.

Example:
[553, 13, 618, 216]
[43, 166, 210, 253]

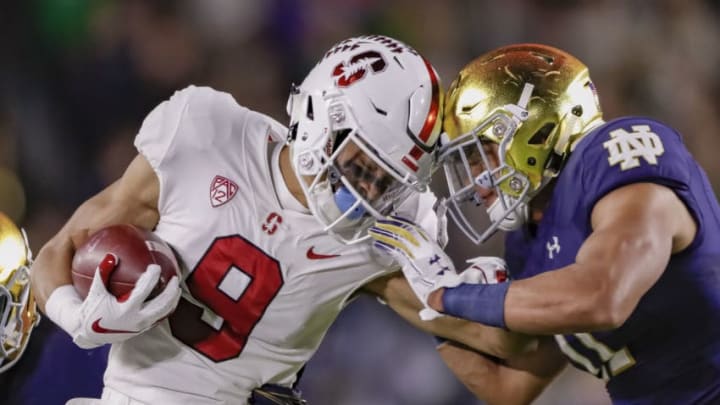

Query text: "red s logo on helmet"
[332, 51, 387, 87]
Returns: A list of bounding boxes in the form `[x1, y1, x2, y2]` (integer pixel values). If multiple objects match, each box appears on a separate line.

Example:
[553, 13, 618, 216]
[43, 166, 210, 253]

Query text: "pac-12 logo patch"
[602, 125, 664, 170]
[210, 175, 238, 207]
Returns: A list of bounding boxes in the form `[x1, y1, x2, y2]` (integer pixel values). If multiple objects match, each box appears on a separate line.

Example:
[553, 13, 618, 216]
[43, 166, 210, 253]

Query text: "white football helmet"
[287, 35, 443, 244]
[0, 212, 39, 373]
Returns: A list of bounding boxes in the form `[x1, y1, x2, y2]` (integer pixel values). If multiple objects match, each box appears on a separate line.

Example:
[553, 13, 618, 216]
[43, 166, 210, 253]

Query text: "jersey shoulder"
[562, 116, 692, 207]
[134, 85, 286, 170]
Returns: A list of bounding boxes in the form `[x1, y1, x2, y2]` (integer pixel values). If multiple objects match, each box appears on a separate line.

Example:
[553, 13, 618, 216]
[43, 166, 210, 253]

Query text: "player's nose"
[356, 179, 379, 201]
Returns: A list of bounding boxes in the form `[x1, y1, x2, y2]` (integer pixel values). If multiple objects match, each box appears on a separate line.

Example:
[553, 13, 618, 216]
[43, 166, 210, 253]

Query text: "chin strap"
[545, 105, 583, 178]
[554, 110, 579, 156]
[487, 194, 528, 232]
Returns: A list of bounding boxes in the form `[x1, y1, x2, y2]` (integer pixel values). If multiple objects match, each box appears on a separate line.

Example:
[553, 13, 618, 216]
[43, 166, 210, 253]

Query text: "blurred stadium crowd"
[0, 0, 718, 404]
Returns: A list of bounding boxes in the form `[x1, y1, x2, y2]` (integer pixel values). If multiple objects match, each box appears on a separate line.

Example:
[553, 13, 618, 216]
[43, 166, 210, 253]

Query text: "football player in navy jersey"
[370, 43, 720, 404]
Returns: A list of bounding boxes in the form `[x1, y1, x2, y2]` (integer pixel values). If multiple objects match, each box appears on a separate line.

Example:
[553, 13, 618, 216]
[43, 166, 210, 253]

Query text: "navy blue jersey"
[505, 117, 720, 404]
[0, 321, 108, 405]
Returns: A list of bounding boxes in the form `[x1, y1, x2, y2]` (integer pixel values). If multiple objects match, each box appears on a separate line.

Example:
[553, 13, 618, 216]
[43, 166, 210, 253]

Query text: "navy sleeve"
[574, 117, 693, 213]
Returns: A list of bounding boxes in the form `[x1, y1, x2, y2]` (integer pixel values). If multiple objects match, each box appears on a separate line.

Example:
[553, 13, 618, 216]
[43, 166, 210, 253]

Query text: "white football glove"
[461, 256, 509, 284]
[369, 216, 463, 321]
[45, 253, 182, 349]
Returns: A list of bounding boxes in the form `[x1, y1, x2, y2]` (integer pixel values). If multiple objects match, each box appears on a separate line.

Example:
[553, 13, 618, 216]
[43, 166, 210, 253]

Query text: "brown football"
[71, 224, 179, 300]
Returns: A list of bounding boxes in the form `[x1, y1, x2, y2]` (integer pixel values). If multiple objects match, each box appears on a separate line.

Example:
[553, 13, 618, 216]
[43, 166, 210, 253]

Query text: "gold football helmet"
[440, 43, 604, 243]
[0, 212, 38, 373]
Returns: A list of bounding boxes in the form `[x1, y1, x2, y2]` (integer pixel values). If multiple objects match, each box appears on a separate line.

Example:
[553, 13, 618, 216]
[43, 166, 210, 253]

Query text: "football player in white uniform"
[30, 35, 531, 404]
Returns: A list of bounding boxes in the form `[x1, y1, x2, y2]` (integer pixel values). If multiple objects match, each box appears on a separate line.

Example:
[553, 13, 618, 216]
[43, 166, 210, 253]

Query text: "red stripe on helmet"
[417, 57, 440, 143]
[409, 145, 423, 160]
[402, 156, 419, 172]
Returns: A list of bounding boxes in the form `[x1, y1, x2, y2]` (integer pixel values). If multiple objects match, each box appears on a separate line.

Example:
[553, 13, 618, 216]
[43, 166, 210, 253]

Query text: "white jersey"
[102, 86, 439, 404]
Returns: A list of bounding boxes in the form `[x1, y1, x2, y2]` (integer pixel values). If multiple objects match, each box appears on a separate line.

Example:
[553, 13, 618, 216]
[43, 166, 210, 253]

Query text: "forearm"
[504, 267, 612, 334]
[31, 235, 76, 312]
[438, 262, 624, 335]
[410, 311, 537, 359]
[32, 160, 161, 312]
[438, 342, 514, 404]
[443, 320, 538, 359]
[437, 337, 564, 405]
[31, 197, 101, 312]
[364, 274, 537, 358]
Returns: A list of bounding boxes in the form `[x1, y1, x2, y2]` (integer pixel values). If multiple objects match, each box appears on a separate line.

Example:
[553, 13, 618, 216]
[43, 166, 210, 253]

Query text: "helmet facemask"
[304, 128, 417, 244]
[290, 92, 420, 244]
[441, 84, 534, 244]
[0, 264, 35, 373]
[0, 221, 39, 374]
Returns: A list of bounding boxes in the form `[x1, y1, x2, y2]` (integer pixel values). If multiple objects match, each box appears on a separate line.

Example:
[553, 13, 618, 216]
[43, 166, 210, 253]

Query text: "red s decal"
[261, 212, 283, 235]
[332, 51, 387, 87]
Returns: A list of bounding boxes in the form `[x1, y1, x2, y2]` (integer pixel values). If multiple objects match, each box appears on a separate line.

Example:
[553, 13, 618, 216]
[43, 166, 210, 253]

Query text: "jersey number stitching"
[555, 333, 636, 381]
[169, 235, 283, 362]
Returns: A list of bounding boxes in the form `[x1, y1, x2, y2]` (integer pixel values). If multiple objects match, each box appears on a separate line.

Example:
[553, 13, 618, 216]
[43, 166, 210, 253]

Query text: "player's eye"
[372, 175, 394, 195]
[462, 144, 484, 170]
[342, 162, 364, 180]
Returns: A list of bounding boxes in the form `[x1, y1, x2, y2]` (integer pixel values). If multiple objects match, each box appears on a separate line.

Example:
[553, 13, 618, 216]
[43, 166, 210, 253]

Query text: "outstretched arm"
[433, 182, 697, 334]
[31, 154, 161, 312]
[363, 273, 538, 359]
[437, 336, 567, 405]
[31, 154, 182, 349]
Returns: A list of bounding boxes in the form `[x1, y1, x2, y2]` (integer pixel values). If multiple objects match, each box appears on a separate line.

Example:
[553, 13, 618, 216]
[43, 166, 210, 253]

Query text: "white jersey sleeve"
[134, 86, 250, 170]
[135, 86, 251, 216]
[134, 85, 287, 219]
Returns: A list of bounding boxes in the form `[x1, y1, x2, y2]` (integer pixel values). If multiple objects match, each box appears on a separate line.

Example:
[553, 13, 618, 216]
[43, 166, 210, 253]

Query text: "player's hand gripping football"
[46, 253, 181, 349]
[369, 216, 463, 321]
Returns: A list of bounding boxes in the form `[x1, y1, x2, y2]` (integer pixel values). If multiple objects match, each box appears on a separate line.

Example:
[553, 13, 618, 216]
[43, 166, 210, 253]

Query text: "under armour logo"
[429, 254, 450, 275]
[602, 125, 664, 170]
[429, 254, 441, 265]
[546, 236, 561, 259]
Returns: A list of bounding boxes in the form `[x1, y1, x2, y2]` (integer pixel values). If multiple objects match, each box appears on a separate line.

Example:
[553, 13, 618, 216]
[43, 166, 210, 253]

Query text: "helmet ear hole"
[306, 96, 314, 120]
[0, 295, 7, 320]
[332, 129, 351, 154]
[287, 123, 298, 143]
[528, 123, 556, 145]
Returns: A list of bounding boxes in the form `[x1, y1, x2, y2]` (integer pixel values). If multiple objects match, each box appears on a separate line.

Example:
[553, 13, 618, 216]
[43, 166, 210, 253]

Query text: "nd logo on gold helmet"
[440, 44, 604, 244]
[0, 212, 39, 373]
